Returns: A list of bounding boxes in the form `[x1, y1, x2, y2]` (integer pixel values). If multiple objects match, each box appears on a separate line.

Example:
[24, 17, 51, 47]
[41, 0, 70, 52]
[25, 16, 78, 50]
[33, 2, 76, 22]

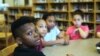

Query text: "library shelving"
[0, 13, 15, 50]
[5, 0, 100, 38]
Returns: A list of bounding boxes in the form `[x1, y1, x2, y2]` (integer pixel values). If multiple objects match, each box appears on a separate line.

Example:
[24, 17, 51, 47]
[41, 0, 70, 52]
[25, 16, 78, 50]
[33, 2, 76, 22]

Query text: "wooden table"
[42, 38, 100, 56]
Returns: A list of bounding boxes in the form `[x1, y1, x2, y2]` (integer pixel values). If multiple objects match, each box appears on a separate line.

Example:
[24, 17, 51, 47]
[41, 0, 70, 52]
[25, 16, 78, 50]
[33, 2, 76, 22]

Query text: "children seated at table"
[96, 25, 100, 38]
[66, 9, 89, 40]
[11, 16, 45, 56]
[42, 13, 68, 46]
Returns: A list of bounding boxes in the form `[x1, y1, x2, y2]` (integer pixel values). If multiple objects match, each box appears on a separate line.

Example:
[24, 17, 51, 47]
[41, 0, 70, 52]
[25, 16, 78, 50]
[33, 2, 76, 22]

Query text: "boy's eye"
[27, 31, 32, 35]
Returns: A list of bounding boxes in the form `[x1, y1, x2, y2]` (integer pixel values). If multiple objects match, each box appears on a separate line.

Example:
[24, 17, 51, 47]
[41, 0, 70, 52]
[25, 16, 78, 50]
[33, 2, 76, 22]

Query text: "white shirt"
[44, 26, 60, 41]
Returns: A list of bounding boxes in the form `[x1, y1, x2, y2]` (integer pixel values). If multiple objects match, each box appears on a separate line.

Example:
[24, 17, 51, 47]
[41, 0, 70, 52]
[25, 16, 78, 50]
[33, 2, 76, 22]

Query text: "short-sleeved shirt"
[44, 26, 60, 41]
[96, 25, 100, 32]
[66, 25, 89, 40]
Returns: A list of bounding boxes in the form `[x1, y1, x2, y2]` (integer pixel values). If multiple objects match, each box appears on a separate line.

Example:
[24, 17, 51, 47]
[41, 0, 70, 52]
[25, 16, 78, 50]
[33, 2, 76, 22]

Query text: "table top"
[42, 38, 100, 56]
[0, 32, 12, 38]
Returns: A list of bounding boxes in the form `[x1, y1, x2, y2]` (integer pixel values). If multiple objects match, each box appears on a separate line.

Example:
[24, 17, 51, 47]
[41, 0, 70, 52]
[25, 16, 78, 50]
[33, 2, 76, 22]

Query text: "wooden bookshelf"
[0, 13, 15, 50]
[5, 0, 100, 38]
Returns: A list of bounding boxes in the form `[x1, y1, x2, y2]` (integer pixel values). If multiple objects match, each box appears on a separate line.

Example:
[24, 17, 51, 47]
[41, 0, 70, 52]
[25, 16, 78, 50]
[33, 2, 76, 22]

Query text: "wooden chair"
[0, 43, 17, 56]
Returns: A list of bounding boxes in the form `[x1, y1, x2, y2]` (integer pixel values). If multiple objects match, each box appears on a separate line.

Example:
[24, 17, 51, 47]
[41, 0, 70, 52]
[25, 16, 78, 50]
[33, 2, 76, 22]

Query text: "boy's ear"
[16, 37, 22, 44]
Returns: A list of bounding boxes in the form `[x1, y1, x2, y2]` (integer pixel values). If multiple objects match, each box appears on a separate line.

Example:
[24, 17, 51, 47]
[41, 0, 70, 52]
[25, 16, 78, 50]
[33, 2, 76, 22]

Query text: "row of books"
[51, 5, 67, 11]
[35, 0, 66, 3]
[96, 14, 100, 22]
[71, 0, 93, 2]
[35, 4, 68, 11]
[36, 0, 93, 3]
[72, 4, 93, 12]
[9, 10, 19, 15]
[35, 5, 47, 11]
[14, 0, 32, 6]
[34, 12, 68, 19]
[83, 14, 93, 22]
[34, 3, 98, 12]
[54, 14, 68, 20]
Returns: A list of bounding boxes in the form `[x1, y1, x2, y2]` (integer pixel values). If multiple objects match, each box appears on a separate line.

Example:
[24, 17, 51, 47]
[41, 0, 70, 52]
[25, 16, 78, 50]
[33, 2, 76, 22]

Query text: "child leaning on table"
[42, 12, 68, 46]
[66, 9, 89, 40]
[11, 16, 45, 56]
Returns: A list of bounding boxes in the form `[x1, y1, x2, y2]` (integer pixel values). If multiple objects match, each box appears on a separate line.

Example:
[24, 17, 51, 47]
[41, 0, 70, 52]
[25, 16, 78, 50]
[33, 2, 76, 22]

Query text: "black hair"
[73, 9, 84, 18]
[11, 16, 35, 39]
[42, 12, 54, 21]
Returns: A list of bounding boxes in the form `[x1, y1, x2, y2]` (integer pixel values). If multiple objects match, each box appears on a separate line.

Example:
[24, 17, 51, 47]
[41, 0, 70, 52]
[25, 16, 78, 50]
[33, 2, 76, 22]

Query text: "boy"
[11, 16, 45, 56]
[66, 10, 89, 40]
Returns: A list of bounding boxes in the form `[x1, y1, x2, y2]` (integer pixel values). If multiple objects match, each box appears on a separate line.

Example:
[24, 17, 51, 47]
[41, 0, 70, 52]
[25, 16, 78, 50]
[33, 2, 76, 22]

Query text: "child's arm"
[41, 38, 68, 46]
[78, 27, 89, 38]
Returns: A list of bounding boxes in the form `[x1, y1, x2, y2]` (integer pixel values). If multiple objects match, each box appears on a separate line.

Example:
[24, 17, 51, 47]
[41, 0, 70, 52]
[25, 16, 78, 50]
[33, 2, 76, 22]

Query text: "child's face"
[36, 20, 47, 37]
[72, 14, 83, 27]
[46, 16, 55, 29]
[18, 23, 40, 47]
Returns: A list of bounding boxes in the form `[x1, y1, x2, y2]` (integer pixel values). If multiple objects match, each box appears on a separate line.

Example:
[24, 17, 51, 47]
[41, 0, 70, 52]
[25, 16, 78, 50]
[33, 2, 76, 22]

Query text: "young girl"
[35, 19, 47, 38]
[34, 19, 47, 51]
[42, 13, 68, 46]
[66, 10, 89, 40]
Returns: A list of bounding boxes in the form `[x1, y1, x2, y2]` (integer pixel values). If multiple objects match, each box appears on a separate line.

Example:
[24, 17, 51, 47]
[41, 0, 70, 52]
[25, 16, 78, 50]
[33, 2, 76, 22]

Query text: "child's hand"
[56, 38, 69, 45]
[74, 28, 79, 34]
[58, 31, 65, 39]
[56, 39, 65, 44]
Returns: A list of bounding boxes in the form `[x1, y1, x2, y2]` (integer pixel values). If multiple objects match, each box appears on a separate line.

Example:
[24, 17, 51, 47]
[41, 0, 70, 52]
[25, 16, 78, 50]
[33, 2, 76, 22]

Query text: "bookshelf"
[5, 0, 100, 38]
[0, 13, 14, 50]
